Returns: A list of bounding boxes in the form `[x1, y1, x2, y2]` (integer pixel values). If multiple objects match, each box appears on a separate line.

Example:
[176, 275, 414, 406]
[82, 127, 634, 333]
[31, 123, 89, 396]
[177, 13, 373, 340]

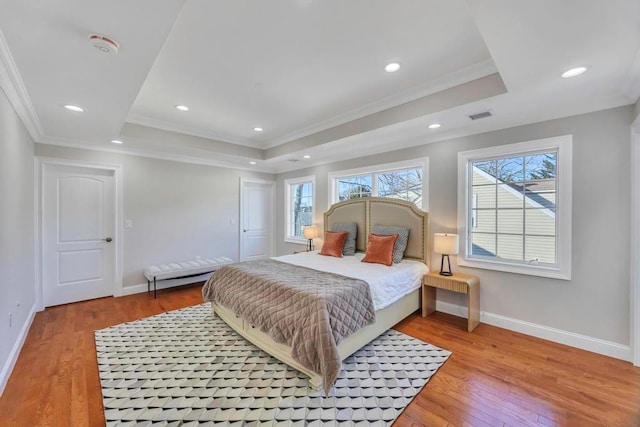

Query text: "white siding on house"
[469, 164, 557, 263]
[526, 209, 555, 236]
[497, 234, 523, 260]
[526, 236, 556, 264]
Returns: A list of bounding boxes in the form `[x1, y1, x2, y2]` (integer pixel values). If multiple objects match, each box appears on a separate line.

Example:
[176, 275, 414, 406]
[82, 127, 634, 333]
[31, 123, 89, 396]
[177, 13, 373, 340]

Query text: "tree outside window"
[285, 176, 314, 242]
[334, 167, 423, 209]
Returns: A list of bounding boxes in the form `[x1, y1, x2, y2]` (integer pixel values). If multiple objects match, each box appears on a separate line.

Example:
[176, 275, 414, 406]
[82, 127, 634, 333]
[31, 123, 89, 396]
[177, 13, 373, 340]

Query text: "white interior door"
[42, 164, 115, 306]
[241, 181, 273, 261]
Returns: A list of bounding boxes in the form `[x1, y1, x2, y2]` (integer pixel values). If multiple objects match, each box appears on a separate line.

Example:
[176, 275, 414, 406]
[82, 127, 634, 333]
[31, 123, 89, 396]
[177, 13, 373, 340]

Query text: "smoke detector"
[89, 34, 119, 55]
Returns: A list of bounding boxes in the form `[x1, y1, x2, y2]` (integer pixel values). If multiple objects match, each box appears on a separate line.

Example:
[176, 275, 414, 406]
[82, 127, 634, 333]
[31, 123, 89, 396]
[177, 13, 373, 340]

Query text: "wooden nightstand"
[422, 271, 480, 332]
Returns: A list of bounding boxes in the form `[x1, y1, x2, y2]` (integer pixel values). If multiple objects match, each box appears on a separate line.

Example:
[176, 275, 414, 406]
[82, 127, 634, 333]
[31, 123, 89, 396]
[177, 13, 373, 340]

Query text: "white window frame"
[457, 135, 572, 280]
[328, 158, 429, 210]
[284, 175, 316, 245]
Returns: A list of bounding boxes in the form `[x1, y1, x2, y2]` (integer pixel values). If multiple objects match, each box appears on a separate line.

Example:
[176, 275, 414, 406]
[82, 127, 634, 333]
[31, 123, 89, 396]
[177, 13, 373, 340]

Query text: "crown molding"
[38, 136, 277, 174]
[264, 59, 499, 148]
[0, 29, 43, 142]
[126, 60, 497, 152]
[126, 113, 263, 149]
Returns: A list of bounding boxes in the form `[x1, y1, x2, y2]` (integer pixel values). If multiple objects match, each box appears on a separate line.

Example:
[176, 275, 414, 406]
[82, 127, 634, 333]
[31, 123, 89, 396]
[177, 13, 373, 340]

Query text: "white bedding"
[274, 251, 429, 311]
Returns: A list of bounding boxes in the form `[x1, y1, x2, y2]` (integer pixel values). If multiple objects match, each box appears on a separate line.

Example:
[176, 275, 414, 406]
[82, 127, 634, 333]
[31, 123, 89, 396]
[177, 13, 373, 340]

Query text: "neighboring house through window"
[329, 158, 428, 210]
[457, 135, 572, 279]
[284, 175, 315, 244]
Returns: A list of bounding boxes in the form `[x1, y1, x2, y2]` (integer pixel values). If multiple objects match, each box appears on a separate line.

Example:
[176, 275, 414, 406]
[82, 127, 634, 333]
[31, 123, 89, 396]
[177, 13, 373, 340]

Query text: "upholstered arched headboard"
[323, 197, 430, 266]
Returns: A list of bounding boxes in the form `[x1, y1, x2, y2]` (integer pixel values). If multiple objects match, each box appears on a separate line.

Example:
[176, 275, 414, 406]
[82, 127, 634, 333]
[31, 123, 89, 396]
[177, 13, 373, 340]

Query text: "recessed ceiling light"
[428, 123, 441, 129]
[385, 62, 400, 73]
[249, 161, 257, 165]
[303, 155, 311, 159]
[64, 105, 84, 112]
[253, 127, 263, 132]
[175, 105, 189, 111]
[561, 66, 588, 78]
[111, 140, 123, 144]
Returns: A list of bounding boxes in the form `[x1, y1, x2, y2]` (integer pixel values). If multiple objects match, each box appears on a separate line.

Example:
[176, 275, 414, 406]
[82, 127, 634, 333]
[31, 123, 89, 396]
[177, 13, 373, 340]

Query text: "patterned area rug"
[95, 304, 450, 426]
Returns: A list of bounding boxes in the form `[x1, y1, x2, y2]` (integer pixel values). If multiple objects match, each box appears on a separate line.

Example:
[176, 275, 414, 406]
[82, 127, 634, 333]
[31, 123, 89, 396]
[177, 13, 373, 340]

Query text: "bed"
[202, 197, 430, 392]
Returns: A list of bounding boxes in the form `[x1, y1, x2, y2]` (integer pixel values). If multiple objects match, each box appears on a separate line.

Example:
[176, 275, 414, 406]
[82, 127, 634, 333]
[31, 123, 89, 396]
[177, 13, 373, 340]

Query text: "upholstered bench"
[144, 257, 233, 298]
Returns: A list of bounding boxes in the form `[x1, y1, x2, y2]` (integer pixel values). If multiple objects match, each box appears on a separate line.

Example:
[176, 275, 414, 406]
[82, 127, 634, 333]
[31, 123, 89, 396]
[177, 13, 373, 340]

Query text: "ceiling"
[0, 0, 638, 173]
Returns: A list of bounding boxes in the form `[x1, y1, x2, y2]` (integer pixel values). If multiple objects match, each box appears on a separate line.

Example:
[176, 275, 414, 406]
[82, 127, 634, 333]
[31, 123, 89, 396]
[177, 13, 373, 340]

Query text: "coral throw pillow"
[362, 233, 399, 266]
[319, 231, 349, 258]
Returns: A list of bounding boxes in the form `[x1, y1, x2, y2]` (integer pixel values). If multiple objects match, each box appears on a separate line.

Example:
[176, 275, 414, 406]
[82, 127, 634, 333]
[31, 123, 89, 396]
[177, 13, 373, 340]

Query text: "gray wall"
[0, 88, 35, 388]
[34, 144, 274, 289]
[276, 105, 634, 345]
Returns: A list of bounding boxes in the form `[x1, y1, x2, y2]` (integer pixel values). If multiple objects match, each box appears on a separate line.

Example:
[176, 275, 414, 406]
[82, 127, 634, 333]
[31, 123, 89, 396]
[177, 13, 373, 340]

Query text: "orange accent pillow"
[362, 233, 399, 266]
[320, 231, 349, 258]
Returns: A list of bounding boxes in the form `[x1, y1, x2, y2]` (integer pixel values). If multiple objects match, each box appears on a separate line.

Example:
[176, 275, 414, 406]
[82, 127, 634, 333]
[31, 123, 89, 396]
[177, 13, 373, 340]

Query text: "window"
[285, 176, 315, 244]
[330, 159, 428, 209]
[457, 135, 572, 279]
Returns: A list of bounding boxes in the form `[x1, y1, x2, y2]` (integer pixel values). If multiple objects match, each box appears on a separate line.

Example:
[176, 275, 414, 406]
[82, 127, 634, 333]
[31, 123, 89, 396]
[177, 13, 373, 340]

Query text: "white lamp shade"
[434, 233, 459, 255]
[303, 225, 319, 239]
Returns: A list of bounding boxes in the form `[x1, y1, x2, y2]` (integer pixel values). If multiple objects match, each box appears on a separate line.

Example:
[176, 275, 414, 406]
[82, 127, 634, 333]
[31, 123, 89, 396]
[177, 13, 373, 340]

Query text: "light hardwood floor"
[1, 284, 639, 426]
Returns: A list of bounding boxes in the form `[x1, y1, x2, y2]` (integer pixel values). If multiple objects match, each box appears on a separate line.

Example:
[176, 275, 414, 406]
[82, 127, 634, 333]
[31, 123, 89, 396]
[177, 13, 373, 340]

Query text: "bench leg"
[154, 276, 157, 299]
[147, 279, 150, 294]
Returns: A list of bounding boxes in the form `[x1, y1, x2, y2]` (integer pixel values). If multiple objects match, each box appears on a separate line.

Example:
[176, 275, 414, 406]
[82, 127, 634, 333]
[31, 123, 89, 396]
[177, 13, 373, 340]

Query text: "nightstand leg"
[467, 285, 480, 332]
[422, 285, 437, 317]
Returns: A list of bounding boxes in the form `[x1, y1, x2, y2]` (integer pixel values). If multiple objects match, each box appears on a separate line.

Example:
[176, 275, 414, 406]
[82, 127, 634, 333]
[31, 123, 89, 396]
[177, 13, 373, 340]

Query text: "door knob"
[103, 237, 113, 242]
[243, 229, 247, 233]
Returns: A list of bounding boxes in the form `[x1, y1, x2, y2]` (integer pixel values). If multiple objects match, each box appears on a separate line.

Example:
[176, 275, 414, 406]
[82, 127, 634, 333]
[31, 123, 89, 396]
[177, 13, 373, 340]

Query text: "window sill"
[285, 238, 308, 246]
[458, 257, 571, 280]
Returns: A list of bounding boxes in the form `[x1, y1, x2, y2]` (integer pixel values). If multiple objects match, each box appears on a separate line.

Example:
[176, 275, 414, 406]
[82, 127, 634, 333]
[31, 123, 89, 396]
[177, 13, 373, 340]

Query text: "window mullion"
[287, 185, 292, 237]
[522, 156, 526, 262]
[468, 162, 473, 257]
[372, 173, 378, 197]
[555, 149, 560, 265]
[494, 160, 498, 260]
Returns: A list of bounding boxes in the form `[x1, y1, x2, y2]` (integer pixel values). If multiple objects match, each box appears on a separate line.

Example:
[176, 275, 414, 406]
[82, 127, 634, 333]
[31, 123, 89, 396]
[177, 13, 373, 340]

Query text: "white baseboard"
[0, 303, 37, 397]
[435, 300, 632, 362]
[121, 273, 213, 297]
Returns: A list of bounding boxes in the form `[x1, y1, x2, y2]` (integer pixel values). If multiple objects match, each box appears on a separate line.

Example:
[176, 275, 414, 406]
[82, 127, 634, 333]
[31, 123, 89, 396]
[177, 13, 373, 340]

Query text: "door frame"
[632, 117, 640, 366]
[35, 157, 124, 311]
[239, 177, 276, 262]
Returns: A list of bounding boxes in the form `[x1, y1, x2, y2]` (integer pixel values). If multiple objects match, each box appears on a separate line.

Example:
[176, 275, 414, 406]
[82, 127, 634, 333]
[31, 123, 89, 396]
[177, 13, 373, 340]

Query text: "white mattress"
[274, 251, 429, 311]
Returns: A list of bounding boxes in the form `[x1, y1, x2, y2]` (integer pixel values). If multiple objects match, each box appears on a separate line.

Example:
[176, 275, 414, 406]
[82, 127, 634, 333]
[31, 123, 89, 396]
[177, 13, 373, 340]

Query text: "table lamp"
[303, 225, 319, 251]
[434, 233, 459, 276]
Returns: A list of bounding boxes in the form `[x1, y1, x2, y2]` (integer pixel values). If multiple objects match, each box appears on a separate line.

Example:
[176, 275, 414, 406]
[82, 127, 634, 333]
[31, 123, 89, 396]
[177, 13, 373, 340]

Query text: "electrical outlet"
[8, 312, 12, 328]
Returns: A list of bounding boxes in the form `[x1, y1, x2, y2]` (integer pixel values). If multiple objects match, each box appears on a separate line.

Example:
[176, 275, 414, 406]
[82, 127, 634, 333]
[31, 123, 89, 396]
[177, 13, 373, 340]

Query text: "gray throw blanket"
[202, 259, 376, 393]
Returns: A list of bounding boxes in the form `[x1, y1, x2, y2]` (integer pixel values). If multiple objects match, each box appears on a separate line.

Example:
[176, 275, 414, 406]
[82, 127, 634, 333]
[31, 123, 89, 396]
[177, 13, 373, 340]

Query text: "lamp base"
[439, 254, 453, 276]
